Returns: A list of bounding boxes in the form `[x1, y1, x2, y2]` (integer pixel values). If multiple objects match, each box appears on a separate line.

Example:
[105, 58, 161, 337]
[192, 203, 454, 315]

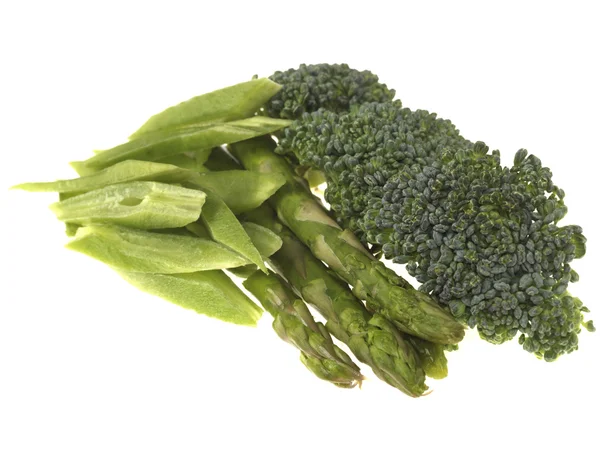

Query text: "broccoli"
[265, 63, 395, 120]
[276, 100, 593, 361]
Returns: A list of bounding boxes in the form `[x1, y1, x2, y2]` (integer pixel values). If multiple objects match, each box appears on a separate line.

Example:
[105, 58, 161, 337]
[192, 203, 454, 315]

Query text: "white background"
[1, 1, 598, 449]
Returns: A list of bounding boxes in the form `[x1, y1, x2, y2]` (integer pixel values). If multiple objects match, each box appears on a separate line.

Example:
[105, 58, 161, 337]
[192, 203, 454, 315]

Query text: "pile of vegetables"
[14, 63, 593, 397]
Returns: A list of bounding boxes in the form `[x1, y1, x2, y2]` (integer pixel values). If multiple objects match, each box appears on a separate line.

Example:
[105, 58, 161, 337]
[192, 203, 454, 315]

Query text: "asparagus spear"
[230, 136, 465, 345]
[243, 271, 363, 389]
[403, 337, 449, 380]
[208, 148, 444, 390]
[244, 205, 431, 395]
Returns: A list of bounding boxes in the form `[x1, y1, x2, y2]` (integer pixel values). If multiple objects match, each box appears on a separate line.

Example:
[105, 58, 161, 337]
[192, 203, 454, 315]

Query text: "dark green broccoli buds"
[266, 63, 395, 120]
[278, 102, 468, 237]
[277, 101, 593, 361]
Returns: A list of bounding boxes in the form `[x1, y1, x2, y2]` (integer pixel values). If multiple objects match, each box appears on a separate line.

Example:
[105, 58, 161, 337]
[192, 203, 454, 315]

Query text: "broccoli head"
[265, 63, 395, 120]
[278, 102, 468, 236]
[277, 101, 593, 361]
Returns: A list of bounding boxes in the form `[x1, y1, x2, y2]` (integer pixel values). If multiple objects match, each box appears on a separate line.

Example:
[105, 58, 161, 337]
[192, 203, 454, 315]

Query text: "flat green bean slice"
[199, 193, 266, 272]
[225, 223, 283, 278]
[227, 265, 260, 279]
[14, 156, 281, 217]
[71, 116, 291, 175]
[186, 170, 285, 214]
[187, 221, 282, 260]
[50, 181, 206, 229]
[153, 153, 208, 172]
[59, 193, 81, 237]
[187, 221, 281, 278]
[67, 224, 250, 273]
[185, 221, 211, 239]
[129, 78, 281, 139]
[64, 222, 80, 237]
[119, 270, 263, 326]
[12, 160, 192, 194]
[241, 222, 282, 258]
[203, 147, 240, 171]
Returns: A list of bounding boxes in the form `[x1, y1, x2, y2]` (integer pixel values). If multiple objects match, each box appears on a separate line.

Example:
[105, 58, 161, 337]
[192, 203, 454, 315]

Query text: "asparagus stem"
[230, 137, 465, 345]
[243, 204, 430, 396]
[243, 271, 363, 389]
[208, 146, 446, 392]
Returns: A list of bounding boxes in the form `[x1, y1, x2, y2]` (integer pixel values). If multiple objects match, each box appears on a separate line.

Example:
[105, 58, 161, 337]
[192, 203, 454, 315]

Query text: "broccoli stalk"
[230, 136, 465, 345]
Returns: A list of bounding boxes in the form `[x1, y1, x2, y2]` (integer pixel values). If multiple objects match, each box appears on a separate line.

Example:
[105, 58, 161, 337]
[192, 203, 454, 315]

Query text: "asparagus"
[403, 337, 449, 380]
[207, 148, 443, 391]
[230, 136, 465, 345]
[243, 271, 363, 389]
[244, 205, 432, 395]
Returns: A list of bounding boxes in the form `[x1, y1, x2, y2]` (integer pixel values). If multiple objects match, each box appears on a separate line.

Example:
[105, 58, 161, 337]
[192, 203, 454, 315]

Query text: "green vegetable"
[130, 78, 282, 139]
[50, 181, 206, 229]
[202, 147, 240, 171]
[186, 220, 282, 260]
[199, 193, 266, 272]
[12, 63, 595, 397]
[194, 150, 281, 277]
[119, 270, 263, 326]
[184, 218, 280, 299]
[64, 222, 80, 237]
[71, 116, 291, 176]
[12, 160, 192, 194]
[154, 153, 208, 171]
[230, 136, 464, 345]
[222, 223, 282, 278]
[59, 193, 81, 237]
[243, 204, 430, 394]
[302, 167, 327, 189]
[241, 222, 282, 259]
[277, 90, 593, 360]
[186, 170, 285, 214]
[265, 63, 395, 120]
[15, 152, 284, 220]
[206, 146, 439, 390]
[403, 337, 449, 380]
[184, 221, 212, 239]
[243, 271, 363, 388]
[227, 265, 261, 279]
[66, 224, 250, 273]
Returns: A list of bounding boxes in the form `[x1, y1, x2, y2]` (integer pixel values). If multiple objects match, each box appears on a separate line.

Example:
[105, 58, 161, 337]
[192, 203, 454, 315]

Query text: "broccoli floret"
[279, 102, 468, 236]
[265, 63, 395, 120]
[277, 101, 592, 361]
